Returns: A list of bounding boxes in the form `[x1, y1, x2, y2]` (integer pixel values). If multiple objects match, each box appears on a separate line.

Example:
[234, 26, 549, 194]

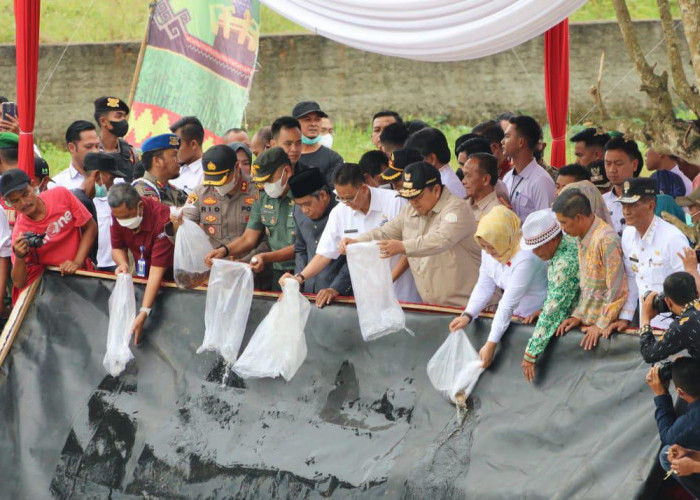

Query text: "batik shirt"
[572, 216, 628, 329]
[524, 235, 580, 363]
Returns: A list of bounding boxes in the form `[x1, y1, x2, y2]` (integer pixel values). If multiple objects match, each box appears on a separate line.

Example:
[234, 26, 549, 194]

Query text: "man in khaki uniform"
[184, 143, 257, 247]
[342, 161, 481, 307]
[132, 133, 188, 208]
[205, 147, 297, 291]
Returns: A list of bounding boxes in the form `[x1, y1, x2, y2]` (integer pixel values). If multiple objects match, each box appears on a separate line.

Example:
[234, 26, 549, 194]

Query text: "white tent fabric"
[260, 0, 587, 62]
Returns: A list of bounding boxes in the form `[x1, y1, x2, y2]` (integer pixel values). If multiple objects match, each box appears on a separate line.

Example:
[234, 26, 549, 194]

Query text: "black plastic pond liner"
[0, 273, 663, 498]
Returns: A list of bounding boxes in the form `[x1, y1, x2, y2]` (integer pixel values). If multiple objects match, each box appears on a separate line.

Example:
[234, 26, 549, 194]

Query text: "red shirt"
[11, 186, 93, 299]
[110, 197, 174, 274]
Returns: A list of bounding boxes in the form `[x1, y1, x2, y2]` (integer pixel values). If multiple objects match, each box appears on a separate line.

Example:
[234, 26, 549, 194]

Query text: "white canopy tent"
[260, 0, 588, 62]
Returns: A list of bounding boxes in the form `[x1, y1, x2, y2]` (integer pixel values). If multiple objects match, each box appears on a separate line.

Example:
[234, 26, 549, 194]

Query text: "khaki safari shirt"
[355, 189, 481, 307]
[184, 180, 258, 248]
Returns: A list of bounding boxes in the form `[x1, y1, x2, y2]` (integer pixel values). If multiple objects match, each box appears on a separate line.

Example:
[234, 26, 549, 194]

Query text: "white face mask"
[215, 171, 239, 196]
[264, 169, 288, 198]
[116, 206, 143, 229]
[319, 133, 334, 149]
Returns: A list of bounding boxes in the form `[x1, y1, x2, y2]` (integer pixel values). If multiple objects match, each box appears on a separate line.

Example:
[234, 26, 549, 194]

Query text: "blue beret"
[141, 133, 180, 153]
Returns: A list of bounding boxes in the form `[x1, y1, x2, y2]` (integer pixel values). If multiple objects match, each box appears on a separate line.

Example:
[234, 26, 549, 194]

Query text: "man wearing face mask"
[292, 101, 343, 188]
[183, 143, 258, 249]
[93, 97, 139, 182]
[109, 183, 175, 345]
[320, 116, 334, 149]
[204, 147, 297, 290]
[132, 133, 188, 208]
[71, 152, 125, 270]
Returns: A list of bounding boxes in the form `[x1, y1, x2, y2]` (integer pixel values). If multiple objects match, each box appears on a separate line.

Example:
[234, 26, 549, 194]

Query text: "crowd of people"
[1, 95, 700, 494]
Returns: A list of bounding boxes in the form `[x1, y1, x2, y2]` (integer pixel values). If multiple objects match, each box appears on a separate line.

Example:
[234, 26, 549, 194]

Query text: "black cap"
[289, 167, 326, 198]
[618, 177, 658, 204]
[291, 101, 328, 119]
[227, 141, 252, 164]
[398, 162, 441, 199]
[84, 152, 125, 178]
[251, 147, 291, 183]
[34, 157, 50, 179]
[202, 145, 237, 186]
[381, 148, 423, 181]
[0, 168, 30, 197]
[587, 160, 610, 188]
[93, 96, 130, 115]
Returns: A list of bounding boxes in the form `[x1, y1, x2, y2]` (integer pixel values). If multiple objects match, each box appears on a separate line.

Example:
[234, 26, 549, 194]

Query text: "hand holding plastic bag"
[197, 260, 254, 363]
[103, 273, 136, 376]
[346, 241, 407, 341]
[233, 279, 311, 381]
[427, 329, 484, 404]
[174, 219, 213, 289]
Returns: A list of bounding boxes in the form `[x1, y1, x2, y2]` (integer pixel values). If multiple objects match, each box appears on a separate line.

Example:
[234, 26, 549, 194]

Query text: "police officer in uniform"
[184, 143, 258, 247]
[93, 96, 139, 182]
[132, 133, 188, 208]
[205, 147, 297, 291]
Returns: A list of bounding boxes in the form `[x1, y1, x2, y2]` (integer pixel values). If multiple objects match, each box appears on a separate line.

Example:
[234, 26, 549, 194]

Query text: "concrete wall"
[0, 20, 690, 143]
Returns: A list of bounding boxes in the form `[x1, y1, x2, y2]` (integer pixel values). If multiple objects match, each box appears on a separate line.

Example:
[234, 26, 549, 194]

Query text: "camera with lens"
[643, 290, 669, 315]
[658, 360, 673, 383]
[23, 232, 45, 249]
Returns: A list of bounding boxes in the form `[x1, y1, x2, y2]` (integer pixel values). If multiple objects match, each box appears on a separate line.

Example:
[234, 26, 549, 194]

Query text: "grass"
[0, 0, 679, 44]
[39, 120, 591, 178]
[5, 0, 679, 174]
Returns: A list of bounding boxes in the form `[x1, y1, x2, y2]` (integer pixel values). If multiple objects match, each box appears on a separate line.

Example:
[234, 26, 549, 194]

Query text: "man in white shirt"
[615, 178, 688, 331]
[601, 136, 643, 236]
[646, 148, 693, 195]
[51, 120, 100, 190]
[169, 116, 204, 194]
[405, 127, 467, 199]
[501, 116, 555, 222]
[284, 162, 421, 303]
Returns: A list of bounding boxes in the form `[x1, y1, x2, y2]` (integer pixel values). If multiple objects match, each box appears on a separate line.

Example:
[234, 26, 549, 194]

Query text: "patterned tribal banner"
[127, 0, 260, 149]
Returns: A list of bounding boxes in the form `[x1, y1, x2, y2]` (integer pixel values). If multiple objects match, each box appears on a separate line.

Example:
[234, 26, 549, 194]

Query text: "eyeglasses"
[335, 188, 362, 204]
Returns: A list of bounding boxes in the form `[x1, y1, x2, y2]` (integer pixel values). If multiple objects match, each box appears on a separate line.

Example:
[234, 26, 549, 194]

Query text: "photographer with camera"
[646, 357, 700, 498]
[1, 169, 97, 303]
[640, 271, 700, 363]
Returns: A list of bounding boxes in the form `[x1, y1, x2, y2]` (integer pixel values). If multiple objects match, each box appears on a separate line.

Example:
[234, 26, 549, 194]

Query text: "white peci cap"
[520, 209, 562, 251]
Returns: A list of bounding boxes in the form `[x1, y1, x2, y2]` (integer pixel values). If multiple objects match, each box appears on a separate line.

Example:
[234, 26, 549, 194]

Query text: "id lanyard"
[136, 245, 147, 278]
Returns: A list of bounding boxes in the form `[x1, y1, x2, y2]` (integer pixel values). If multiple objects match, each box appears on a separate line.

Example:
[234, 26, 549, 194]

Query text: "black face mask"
[109, 119, 129, 138]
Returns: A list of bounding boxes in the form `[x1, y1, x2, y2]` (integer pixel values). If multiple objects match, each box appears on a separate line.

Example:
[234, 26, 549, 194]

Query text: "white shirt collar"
[183, 157, 202, 173]
[68, 163, 84, 179]
[514, 158, 539, 179]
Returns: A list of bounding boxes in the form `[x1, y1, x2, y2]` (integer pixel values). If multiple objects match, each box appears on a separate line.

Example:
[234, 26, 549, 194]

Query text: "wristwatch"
[294, 273, 306, 285]
[460, 312, 473, 321]
[139, 307, 152, 317]
[217, 244, 230, 258]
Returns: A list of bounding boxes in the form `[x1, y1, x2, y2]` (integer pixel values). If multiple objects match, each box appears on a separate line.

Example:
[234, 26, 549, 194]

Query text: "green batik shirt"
[524, 235, 580, 363]
[247, 190, 296, 271]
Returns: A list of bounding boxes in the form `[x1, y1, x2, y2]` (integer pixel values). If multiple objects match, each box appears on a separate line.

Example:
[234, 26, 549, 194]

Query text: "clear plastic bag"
[346, 241, 407, 341]
[197, 260, 254, 364]
[427, 329, 484, 404]
[103, 273, 136, 376]
[233, 279, 310, 381]
[174, 219, 213, 289]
